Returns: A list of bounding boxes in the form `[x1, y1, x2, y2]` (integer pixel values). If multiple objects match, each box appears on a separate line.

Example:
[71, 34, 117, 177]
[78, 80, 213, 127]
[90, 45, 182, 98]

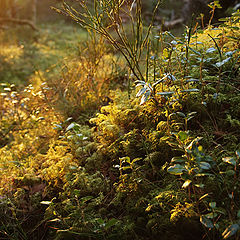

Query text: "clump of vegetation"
[48, 32, 126, 121]
[0, 0, 240, 239]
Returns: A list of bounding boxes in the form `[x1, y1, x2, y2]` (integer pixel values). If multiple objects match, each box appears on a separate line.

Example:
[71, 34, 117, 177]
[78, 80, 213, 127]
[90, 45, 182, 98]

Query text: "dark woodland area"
[0, 0, 240, 239]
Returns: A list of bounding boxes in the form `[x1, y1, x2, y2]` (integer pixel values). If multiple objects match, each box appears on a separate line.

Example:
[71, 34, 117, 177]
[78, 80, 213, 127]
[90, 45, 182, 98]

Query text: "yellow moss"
[191, 15, 240, 54]
[170, 202, 196, 223]
[0, 84, 66, 193]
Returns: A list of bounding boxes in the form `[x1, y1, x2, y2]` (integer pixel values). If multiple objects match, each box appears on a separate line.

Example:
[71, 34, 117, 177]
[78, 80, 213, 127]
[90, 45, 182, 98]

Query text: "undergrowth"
[0, 1, 240, 239]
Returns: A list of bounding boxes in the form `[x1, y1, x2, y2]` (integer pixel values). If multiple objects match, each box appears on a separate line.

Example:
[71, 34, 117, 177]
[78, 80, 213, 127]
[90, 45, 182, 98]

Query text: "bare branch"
[0, 18, 38, 31]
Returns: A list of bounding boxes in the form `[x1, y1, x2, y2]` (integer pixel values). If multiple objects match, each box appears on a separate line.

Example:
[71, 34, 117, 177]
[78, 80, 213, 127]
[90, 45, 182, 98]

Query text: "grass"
[0, 21, 88, 87]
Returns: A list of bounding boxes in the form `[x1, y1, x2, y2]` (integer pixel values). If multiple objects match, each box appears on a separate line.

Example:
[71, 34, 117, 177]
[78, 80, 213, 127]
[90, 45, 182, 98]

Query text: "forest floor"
[0, 12, 240, 240]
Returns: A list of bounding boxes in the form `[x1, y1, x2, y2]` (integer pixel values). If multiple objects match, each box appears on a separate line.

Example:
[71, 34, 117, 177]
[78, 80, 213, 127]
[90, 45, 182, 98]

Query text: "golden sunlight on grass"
[0, 43, 23, 62]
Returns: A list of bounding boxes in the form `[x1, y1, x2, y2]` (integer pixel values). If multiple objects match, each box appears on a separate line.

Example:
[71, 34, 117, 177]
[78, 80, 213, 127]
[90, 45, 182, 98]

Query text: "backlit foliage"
[0, 2, 240, 240]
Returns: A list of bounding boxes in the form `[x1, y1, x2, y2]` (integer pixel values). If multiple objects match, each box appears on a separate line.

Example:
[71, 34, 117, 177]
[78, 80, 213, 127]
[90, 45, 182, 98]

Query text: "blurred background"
[0, 0, 239, 86]
[0, 0, 239, 26]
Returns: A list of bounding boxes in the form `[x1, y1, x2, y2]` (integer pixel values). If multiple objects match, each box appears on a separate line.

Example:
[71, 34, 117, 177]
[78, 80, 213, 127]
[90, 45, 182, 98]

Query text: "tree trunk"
[0, 0, 11, 18]
[0, 0, 38, 30]
[0, 18, 38, 30]
[29, 0, 37, 25]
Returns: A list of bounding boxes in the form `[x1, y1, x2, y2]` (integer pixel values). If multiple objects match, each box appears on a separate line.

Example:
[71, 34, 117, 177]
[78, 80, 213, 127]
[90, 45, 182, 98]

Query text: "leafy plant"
[54, 0, 161, 83]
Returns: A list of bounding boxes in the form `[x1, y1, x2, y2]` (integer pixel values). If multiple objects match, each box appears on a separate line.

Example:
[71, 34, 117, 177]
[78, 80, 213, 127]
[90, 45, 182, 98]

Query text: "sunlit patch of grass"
[35, 22, 88, 59]
[0, 44, 24, 63]
[0, 22, 88, 86]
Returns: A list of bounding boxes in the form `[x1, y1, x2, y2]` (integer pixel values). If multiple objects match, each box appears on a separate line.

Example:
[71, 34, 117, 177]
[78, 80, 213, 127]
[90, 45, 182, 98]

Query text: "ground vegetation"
[0, 1, 240, 239]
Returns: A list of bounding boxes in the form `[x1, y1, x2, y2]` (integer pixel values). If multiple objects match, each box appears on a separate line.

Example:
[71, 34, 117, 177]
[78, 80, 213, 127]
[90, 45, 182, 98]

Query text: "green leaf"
[206, 47, 216, 53]
[204, 156, 213, 162]
[66, 123, 76, 131]
[188, 46, 201, 56]
[69, 165, 77, 170]
[222, 224, 240, 239]
[140, 91, 151, 105]
[215, 57, 232, 67]
[227, 26, 240, 30]
[136, 87, 147, 97]
[225, 51, 236, 57]
[187, 116, 195, 121]
[195, 173, 213, 177]
[215, 223, 220, 229]
[200, 216, 214, 228]
[188, 112, 197, 116]
[186, 137, 203, 150]
[166, 141, 180, 147]
[40, 201, 52, 205]
[222, 157, 236, 166]
[167, 164, 186, 175]
[53, 124, 62, 130]
[224, 170, 235, 176]
[153, 79, 164, 87]
[157, 121, 167, 130]
[121, 157, 131, 164]
[227, 36, 239, 40]
[121, 166, 131, 171]
[218, 17, 228, 21]
[181, 89, 200, 93]
[186, 78, 199, 83]
[177, 131, 188, 141]
[166, 74, 176, 81]
[176, 112, 186, 118]
[209, 202, 216, 209]
[66, 122, 81, 132]
[205, 212, 218, 218]
[97, 218, 105, 225]
[157, 91, 175, 96]
[171, 157, 186, 163]
[145, 204, 152, 212]
[236, 150, 240, 158]
[182, 179, 192, 188]
[105, 218, 118, 229]
[135, 80, 146, 86]
[199, 162, 211, 170]
[132, 158, 141, 164]
[73, 189, 81, 196]
[160, 136, 170, 141]
[67, 135, 74, 140]
[48, 218, 61, 222]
